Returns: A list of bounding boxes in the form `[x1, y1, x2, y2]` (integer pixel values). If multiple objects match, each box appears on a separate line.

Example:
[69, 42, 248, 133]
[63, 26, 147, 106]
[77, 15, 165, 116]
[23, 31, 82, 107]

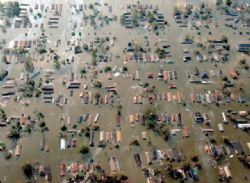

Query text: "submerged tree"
[6, 2, 21, 18]
[216, 0, 223, 6]
[79, 143, 89, 154]
[143, 104, 157, 129]
[22, 163, 33, 178]
[24, 56, 34, 73]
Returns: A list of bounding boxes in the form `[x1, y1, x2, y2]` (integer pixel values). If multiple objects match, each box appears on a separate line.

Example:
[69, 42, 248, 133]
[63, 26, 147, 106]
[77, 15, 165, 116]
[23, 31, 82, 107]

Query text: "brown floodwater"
[0, 0, 250, 183]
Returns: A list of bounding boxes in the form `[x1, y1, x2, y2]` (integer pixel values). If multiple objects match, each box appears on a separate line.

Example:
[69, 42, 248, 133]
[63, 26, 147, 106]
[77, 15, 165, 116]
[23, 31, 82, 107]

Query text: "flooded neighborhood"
[0, 0, 250, 182]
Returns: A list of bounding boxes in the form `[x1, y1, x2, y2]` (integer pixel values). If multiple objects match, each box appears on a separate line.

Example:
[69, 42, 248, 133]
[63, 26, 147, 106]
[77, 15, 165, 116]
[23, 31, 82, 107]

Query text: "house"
[218, 165, 232, 179]
[238, 124, 250, 129]
[200, 71, 209, 79]
[243, 19, 250, 27]
[156, 13, 165, 25]
[230, 69, 238, 79]
[236, 43, 250, 52]
[20, 115, 28, 125]
[183, 53, 192, 62]
[193, 112, 204, 122]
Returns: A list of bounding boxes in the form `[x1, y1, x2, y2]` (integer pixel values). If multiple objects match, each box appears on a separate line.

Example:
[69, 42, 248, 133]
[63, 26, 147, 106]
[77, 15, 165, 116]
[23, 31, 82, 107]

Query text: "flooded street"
[0, 0, 250, 182]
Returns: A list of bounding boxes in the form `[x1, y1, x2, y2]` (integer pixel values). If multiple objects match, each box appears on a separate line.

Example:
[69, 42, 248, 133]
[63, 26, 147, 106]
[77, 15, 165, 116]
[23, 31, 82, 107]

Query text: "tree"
[2, 55, 7, 63]
[152, 22, 159, 31]
[143, 105, 157, 129]
[80, 67, 87, 74]
[37, 12, 42, 18]
[191, 155, 199, 162]
[60, 125, 67, 131]
[226, 0, 232, 7]
[37, 112, 44, 120]
[122, 66, 128, 72]
[22, 163, 33, 178]
[94, 92, 101, 99]
[120, 15, 125, 25]
[144, 82, 149, 88]
[222, 36, 228, 43]
[116, 103, 122, 116]
[39, 121, 46, 128]
[173, 7, 181, 16]
[6, 2, 21, 18]
[161, 126, 169, 141]
[54, 60, 60, 70]
[5, 19, 11, 27]
[94, 80, 102, 88]
[79, 143, 89, 154]
[8, 128, 20, 139]
[216, 0, 223, 6]
[0, 68, 8, 81]
[104, 66, 112, 73]
[92, 57, 97, 66]
[83, 44, 89, 51]
[147, 12, 155, 23]
[24, 56, 34, 73]
[129, 139, 140, 146]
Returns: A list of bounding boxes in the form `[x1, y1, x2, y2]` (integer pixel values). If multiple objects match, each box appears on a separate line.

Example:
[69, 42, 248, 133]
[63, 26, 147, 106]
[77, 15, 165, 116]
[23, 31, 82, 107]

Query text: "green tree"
[143, 105, 157, 129]
[0, 68, 8, 81]
[60, 125, 67, 132]
[226, 0, 232, 7]
[80, 67, 87, 74]
[83, 44, 89, 51]
[120, 15, 125, 25]
[104, 66, 112, 73]
[6, 2, 21, 18]
[24, 56, 34, 73]
[79, 143, 89, 154]
[216, 0, 223, 6]
[22, 163, 33, 178]
[2, 55, 7, 63]
[54, 60, 60, 70]
[122, 66, 128, 72]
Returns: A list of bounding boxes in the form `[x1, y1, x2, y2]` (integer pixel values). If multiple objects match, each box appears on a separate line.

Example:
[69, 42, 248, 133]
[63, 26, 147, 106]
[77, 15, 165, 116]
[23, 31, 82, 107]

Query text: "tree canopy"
[6, 2, 21, 18]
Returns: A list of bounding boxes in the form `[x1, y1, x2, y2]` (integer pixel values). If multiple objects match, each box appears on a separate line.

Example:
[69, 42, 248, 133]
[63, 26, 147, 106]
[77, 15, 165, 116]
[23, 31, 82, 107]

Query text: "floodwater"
[0, 0, 250, 182]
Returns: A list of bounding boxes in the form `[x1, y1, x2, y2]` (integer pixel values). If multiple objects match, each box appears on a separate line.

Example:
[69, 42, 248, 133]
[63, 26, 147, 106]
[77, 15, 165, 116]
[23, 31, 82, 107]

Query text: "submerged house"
[236, 43, 250, 53]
